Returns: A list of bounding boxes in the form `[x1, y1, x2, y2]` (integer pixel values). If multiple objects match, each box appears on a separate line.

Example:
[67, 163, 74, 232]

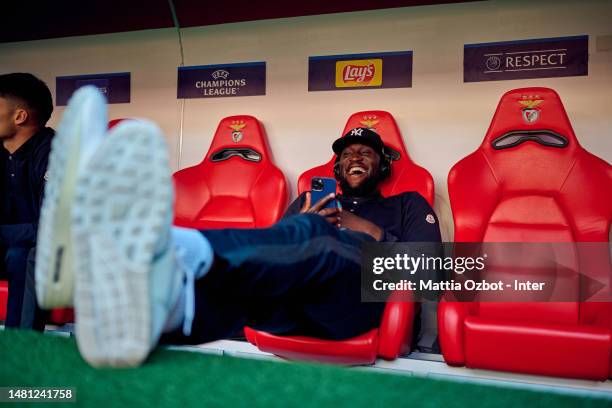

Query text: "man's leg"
[162, 214, 385, 344]
[3, 246, 29, 328]
[37, 94, 383, 366]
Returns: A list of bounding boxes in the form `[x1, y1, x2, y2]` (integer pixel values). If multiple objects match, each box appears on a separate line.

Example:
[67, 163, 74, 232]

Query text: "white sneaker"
[72, 120, 182, 367]
[36, 86, 107, 309]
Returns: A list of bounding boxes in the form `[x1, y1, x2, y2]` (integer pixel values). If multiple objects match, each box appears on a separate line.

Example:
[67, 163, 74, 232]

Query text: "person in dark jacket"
[285, 127, 441, 244]
[0, 73, 53, 329]
[163, 128, 441, 346]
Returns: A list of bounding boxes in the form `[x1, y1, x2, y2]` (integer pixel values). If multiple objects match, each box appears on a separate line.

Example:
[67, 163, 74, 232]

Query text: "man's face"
[338, 143, 381, 190]
[0, 97, 18, 141]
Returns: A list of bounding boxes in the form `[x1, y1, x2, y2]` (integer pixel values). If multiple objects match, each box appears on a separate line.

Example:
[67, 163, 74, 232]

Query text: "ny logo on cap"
[350, 128, 364, 136]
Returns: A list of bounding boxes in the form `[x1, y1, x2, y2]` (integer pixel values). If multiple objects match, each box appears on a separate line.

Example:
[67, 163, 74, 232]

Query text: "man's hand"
[300, 192, 339, 224]
[337, 209, 383, 241]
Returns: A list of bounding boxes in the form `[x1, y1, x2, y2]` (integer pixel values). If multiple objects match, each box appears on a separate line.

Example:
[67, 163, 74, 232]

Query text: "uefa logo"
[212, 70, 230, 80]
[485, 56, 502, 71]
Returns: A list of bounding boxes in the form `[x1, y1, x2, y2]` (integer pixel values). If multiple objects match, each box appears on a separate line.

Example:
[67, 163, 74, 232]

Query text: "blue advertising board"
[177, 62, 266, 98]
[56, 72, 130, 105]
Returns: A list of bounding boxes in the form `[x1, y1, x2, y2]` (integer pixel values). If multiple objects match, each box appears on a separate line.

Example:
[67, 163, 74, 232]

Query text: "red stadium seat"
[49, 308, 74, 325]
[245, 110, 434, 364]
[108, 118, 127, 129]
[173, 115, 288, 229]
[438, 87, 612, 380]
[0, 281, 7, 321]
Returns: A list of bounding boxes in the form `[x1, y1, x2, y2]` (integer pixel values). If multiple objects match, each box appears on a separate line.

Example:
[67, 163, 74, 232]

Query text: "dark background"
[1, 1, 479, 43]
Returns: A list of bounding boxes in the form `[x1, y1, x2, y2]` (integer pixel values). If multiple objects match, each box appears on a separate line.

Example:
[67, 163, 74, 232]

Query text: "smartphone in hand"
[310, 177, 337, 210]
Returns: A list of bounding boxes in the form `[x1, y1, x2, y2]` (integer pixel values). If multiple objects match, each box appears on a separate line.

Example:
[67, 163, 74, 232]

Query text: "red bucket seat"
[245, 110, 435, 364]
[439, 87, 612, 380]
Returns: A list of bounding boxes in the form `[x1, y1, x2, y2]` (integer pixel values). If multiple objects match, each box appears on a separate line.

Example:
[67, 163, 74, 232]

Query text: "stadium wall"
[1, 0, 610, 238]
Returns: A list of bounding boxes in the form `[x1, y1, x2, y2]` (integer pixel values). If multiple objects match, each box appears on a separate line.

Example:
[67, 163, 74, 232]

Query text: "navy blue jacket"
[284, 190, 441, 243]
[0, 127, 54, 247]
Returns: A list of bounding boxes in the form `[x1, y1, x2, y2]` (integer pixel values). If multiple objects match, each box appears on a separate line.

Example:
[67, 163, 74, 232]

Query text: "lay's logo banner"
[335, 60, 383, 87]
[309, 51, 412, 92]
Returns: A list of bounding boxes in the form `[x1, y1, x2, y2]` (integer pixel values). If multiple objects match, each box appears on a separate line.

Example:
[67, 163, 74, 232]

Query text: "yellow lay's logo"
[335, 59, 383, 87]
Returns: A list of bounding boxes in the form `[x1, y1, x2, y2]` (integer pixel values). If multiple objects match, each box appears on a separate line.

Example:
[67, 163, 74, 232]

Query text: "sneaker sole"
[36, 87, 106, 309]
[73, 121, 173, 367]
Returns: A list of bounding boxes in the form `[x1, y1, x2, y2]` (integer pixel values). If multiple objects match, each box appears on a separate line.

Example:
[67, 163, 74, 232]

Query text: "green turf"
[0, 330, 610, 408]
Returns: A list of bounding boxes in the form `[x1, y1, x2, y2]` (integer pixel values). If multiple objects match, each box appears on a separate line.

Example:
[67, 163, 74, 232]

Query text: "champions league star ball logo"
[485, 55, 502, 71]
[519, 97, 543, 123]
[229, 120, 246, 142]
[212, 70, 230, 80]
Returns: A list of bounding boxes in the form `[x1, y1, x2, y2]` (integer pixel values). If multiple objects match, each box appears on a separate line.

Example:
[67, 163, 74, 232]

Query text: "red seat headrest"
[482, 87, 579, 148]
[298, 110, 434, 205]
[478, 87, 586, 192]
[204, 115, 275, 160]
[173, 115, 287, 229]
[449, 87, 612, 243]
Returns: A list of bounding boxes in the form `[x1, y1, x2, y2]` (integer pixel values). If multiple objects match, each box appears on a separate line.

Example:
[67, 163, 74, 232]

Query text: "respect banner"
[464, 35, 588, 82]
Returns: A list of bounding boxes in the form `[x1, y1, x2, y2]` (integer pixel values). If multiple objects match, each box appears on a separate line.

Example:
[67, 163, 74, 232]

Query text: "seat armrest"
[377, 290, 416, 359]
[438, 299, 475, 366]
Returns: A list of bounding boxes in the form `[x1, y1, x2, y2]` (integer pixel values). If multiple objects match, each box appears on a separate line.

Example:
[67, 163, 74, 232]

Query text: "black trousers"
[162, 214, 386, 344]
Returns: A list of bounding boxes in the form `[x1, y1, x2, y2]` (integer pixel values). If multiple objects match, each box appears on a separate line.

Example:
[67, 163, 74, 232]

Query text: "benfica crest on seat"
[359, 115, 380, 129]
[229, 120, 246, 142]
[519, 98, 543, 123]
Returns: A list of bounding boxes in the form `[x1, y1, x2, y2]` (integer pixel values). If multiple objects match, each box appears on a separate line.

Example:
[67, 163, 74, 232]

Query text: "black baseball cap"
[332, 127, 385, 156]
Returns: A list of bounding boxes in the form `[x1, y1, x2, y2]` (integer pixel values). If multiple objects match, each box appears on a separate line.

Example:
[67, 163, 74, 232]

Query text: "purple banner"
[56, 72, 130, 106]
[177, 62, 265, 99]
[308, 51, 412, 92]
[464, 36, 588, 82]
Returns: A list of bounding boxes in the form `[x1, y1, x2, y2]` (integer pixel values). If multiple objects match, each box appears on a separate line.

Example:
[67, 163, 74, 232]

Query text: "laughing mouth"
[347, 166, 367, 176]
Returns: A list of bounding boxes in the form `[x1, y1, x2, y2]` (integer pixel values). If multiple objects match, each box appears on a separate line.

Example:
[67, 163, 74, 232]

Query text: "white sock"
[170, 227, 214, 279]
[162, 227, 214, 334]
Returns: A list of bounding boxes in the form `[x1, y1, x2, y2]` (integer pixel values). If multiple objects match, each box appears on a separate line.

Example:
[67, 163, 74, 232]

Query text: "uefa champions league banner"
[308, 51, 413, 91]
[56, 72, 130, 105]
[464, 35, 588, 82]
[177, 62, 266, 99]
